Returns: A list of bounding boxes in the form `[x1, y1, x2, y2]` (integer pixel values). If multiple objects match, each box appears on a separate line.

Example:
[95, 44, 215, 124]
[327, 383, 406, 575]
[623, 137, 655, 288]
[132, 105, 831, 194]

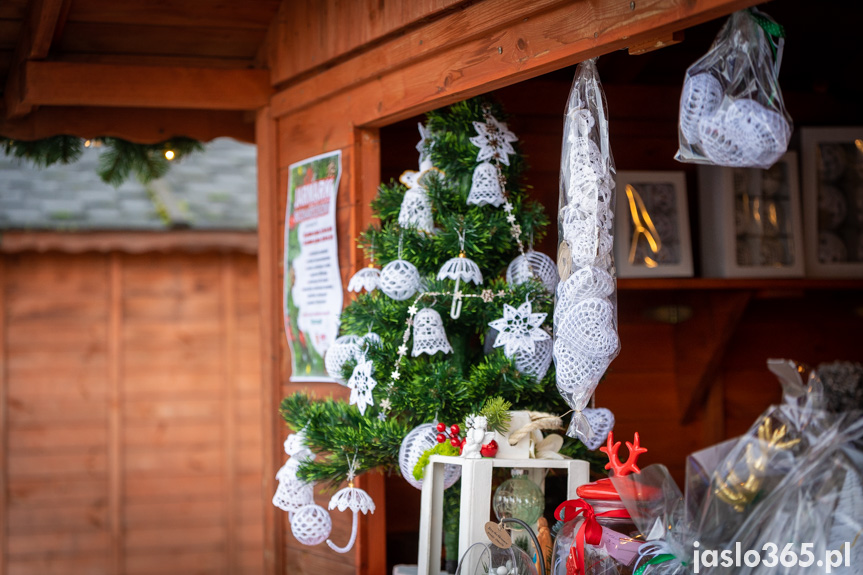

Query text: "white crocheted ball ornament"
[325, 335, 361, 382]
[680, 73, 723, 144]
[380, 259, 421, 301]
[347, 266, 381, 293]
[272, 476, 315, 513]
[291, 504, 332, 546]
[555, 297, 619, 359]
[506, 250, 558, 293]
[581, 407, 615, 451]
[698, 108, 745, 167]
[398, 188, 435, 233]
[722, 98, 790, 168]
[553, 338, 611, 396]
[514, 337, 553, 381]
[468, 161, 506, 207]
[412, 308, 453, 357]
[398, 423, 461, 490]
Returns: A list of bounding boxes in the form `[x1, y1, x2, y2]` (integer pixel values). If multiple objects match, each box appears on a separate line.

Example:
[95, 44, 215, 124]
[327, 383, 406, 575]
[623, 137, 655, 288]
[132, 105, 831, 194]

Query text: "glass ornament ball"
[492, 473, 544, 528]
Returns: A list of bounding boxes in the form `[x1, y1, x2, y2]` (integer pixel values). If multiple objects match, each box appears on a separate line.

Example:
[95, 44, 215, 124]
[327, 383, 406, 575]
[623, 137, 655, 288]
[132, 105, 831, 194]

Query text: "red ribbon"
[554, 499, 630, 575]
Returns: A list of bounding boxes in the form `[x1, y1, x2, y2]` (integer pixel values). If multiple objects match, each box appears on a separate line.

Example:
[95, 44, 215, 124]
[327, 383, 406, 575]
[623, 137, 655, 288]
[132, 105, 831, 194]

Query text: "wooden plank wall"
[0, 250, 263, 575]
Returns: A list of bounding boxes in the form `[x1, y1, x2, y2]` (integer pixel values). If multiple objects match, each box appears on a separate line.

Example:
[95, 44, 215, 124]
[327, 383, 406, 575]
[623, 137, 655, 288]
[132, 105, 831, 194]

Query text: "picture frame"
[801, 127, 863, 278]
[613, 171, 693, 278]
[698, 152, 805, 278]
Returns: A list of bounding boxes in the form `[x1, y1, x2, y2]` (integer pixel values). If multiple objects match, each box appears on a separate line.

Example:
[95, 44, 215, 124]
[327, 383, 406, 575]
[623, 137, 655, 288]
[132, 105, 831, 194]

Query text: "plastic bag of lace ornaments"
[554, 57, 620, 443]
[675, 8, 792, 169]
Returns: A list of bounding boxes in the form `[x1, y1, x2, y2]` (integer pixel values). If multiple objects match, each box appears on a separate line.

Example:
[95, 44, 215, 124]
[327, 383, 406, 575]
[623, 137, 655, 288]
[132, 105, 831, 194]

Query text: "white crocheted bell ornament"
[581, 407, 615, 451]
[398, 188, 435, 233]
[380, 259, 421, 301]
[506, 250, 558, 293]
[325, 335, 361, 383]
[347, 265, 381, 293]
[412, 308, 453, 357]
[272, 475, 315, 513]
[468, 161, 506, 207]
[553, 338, 611, 396]
[514, 337, 553, 381]
[679, 73, 723, 144]
[555, 297, 619, 359]
[398, 423, 462, 490]
[290, 504, 332, 546]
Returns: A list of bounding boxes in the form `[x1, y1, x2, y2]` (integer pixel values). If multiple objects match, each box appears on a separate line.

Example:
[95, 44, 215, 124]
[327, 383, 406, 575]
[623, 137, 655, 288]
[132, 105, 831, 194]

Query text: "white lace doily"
[272, 475, 315, 513]
[514, 337, 553, 381]
[411, 308, 453, 357]
[290, 504, 332, 546]
[555, 297, 618, 359]
[468, 161, 506, 207]
[553, 338, 611, 395]
[506, 250, 558, 293]
[398, 188, 435, 233]
[488, 300, 550, 357]
[558, 266, 614, 303]
[347, 266, 381, 293]
[380, 259, 421, 301]
[437, 254, 483, 285]
[581, 407, 615, 450]
[398, 423, 462, 490]
[347, 355, 377, 415]
[325, 335, 361, 382]
[680, 73, 723, 144]
[328, 485, 376, 514]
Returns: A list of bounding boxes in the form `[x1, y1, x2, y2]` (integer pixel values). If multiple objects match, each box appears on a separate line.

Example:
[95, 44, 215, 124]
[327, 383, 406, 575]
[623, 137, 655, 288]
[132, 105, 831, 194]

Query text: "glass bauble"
[492, 473, 543, 529]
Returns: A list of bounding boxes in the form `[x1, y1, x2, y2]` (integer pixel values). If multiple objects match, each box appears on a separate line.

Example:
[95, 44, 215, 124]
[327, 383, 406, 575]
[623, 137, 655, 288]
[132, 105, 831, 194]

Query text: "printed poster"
[284, 150, 342, 382]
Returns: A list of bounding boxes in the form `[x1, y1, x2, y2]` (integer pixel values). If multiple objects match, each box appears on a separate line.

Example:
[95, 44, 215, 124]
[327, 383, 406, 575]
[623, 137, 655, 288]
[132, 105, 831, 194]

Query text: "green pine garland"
[280, 96, 594, 485]
[0, 135, 203, 186]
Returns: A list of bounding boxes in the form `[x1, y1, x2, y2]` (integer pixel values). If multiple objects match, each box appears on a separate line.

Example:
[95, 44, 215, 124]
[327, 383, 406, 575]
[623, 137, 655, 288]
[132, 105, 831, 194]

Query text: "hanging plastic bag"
[554, 58, 620, 445]
[675, 8, 792, 169]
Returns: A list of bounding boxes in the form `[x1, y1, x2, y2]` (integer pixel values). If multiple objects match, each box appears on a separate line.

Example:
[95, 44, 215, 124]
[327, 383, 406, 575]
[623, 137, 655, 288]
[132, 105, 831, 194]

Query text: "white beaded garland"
[380, 259, 421, 301]
[325, 335, 361, 383]
[290, 504, 333, 546]
[398, 423, 461, 490]
[506, 250, 558, 293]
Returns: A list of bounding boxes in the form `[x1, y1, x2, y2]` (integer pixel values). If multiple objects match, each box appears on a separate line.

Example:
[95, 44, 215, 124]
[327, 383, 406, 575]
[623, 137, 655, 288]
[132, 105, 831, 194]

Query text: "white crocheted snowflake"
[348, 356, 377, 416]
[488, 300, 550, 358]
[469, 116, 517, 166]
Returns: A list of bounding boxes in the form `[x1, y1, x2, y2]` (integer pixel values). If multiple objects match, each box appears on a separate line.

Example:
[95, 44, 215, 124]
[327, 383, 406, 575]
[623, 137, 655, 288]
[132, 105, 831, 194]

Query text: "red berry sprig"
[434, 421, 463, 447]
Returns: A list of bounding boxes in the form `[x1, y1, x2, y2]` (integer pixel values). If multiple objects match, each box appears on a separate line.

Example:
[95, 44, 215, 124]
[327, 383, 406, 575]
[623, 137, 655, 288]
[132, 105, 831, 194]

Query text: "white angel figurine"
[462, 414, 494, 459]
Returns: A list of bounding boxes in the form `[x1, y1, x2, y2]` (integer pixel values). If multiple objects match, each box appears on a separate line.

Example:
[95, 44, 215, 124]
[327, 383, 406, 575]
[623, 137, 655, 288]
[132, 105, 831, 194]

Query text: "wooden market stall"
[0, 1, 862, 575]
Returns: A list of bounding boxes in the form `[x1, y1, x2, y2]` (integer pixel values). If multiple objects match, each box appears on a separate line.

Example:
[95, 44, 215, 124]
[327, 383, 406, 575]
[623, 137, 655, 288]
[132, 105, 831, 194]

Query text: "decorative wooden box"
[698, 152, 805, 277]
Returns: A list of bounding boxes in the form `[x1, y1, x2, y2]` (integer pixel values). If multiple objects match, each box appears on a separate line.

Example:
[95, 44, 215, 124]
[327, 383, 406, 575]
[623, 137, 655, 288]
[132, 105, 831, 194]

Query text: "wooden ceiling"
[0, 0, 281, 142]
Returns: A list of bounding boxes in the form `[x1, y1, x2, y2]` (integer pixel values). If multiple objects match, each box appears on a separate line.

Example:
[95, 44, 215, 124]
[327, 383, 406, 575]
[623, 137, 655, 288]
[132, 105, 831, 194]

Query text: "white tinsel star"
[348, 356, 377, 416]
[488, 300, 550, 357]
[503, 201, 513, 213]
[397, 344, 408, 356]
[408, 304, 419, 316]
[469, 117, 518, 166]
[379, 398, 391, 411]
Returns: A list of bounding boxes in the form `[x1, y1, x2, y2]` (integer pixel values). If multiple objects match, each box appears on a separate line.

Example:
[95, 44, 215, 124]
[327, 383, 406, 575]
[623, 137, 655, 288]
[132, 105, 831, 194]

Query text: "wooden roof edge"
[0, 230, 259, 255]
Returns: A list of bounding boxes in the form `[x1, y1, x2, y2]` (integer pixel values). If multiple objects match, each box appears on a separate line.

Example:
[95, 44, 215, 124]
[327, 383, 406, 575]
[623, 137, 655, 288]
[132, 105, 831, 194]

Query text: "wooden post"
[256, 105, 284, 574]
[0, 258, 6, 575]
[222, 254, 239, 573]
[108, 253, 124, 575]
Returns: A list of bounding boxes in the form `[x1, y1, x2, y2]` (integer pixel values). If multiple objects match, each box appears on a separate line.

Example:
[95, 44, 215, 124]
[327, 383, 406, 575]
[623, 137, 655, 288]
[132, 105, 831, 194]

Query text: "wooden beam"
[5, 0, 67, 118]
[674, 291, 751, 424]
[270, 0, 759, 126]
[628, 30, 685, 55]
[19, 62, 272, 111]
[0, 106, 255, 143]
[255, 105, 284, 575]
[0, 231, 258, 255]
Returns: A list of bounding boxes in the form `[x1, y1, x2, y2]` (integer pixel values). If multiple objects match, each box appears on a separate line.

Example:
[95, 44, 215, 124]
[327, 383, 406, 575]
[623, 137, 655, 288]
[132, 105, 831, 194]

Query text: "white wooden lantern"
[416, 455, 589, 575]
